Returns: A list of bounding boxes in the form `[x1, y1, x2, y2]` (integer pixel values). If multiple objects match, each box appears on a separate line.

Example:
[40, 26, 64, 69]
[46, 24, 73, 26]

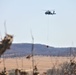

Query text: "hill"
[2, 43, 76, 57]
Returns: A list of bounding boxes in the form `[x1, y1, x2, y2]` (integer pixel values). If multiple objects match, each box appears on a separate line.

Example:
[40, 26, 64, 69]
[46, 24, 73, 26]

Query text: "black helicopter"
[45, 10, 56, 15]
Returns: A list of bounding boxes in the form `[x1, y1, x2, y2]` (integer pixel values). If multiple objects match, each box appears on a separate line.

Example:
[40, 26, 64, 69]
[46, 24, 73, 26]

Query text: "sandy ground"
[0, 56, 74, 74]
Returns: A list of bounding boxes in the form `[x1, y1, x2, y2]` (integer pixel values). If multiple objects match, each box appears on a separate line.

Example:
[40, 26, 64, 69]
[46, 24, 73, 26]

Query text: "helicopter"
[45, 10, 56, 15]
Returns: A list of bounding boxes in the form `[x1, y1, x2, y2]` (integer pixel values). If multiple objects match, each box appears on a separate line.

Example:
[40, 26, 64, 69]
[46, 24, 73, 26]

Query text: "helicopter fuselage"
[45, 10, 56, 15]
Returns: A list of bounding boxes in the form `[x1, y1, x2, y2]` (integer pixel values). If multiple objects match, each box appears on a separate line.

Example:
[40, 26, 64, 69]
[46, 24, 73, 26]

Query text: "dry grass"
[0, 56, 75, 74]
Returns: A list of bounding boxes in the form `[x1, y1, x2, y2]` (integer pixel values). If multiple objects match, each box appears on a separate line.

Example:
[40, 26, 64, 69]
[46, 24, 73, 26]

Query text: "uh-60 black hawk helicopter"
[45, 10, 56, 15]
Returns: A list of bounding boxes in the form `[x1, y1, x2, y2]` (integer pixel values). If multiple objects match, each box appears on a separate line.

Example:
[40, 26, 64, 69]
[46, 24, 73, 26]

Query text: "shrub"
[47, 60, 76, 75]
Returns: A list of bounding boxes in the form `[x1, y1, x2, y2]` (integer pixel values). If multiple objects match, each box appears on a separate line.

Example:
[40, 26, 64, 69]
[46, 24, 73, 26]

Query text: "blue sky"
[0, 0, 76, 47]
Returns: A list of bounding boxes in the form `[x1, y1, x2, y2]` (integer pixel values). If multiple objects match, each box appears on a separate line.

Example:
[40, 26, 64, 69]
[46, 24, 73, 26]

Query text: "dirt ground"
[0, 56, 74, 74]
